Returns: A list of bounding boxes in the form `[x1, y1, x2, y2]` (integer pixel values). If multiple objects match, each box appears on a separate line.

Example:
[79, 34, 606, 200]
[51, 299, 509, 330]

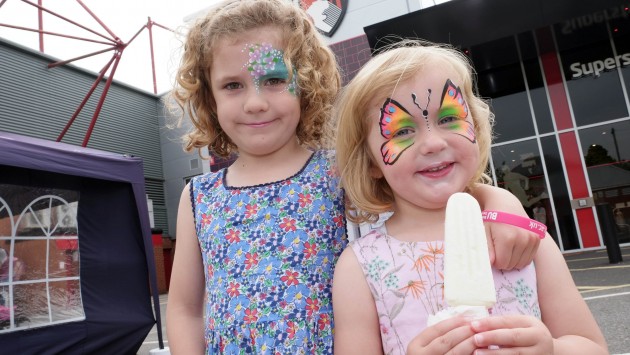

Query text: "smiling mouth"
[422, 163, 452, 173]
[246, 121, 273, 128]
[246, 118, 276, 128]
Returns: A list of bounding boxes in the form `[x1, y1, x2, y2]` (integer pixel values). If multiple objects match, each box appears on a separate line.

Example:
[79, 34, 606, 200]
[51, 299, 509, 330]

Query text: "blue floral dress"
[190, 150, 347, 354]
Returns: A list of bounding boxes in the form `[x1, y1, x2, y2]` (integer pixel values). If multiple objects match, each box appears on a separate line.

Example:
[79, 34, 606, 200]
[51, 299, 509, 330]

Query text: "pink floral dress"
[190, 150, 346, 354]
[350, 225, 540, 355]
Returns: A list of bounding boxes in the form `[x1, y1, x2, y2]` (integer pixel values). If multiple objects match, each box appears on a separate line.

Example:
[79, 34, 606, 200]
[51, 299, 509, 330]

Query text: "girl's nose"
[243, 89, 269, 113]
[417, 130, 448, 155]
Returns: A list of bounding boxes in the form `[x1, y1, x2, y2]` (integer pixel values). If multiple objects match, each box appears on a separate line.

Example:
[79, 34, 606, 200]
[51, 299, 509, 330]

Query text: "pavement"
[137, 245, 630, 355]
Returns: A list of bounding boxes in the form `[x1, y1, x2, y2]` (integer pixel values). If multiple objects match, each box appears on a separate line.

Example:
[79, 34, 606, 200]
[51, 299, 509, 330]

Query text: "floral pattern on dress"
[191, 150, 346, 354]
[350, 225, 540, 355]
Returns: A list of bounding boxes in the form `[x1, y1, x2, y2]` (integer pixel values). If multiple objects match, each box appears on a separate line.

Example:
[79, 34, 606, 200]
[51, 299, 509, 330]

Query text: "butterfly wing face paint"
[439, 79, 476, 143]
[379, 98, 416, 165]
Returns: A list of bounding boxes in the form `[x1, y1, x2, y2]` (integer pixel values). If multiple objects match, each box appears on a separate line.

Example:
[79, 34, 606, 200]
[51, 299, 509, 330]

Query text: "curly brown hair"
[168, 0, 341, 158]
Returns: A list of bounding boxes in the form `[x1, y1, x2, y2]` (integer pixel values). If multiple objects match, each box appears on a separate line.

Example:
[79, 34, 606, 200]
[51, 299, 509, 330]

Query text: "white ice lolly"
[427, 192, 496, 326]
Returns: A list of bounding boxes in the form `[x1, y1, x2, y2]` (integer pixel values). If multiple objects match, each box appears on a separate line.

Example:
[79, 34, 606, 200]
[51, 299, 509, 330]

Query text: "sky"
[0, 1, 453, 94]
[0, 0, 223, 94]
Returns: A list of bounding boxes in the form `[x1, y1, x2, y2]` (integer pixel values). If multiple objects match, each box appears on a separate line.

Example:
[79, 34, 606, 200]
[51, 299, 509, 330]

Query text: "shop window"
[492, 140, 548, 207]
[0, 185, 84, 332]
[518, 32, 555, 134]
[471, 36, 536, 142]
[610, 12, 630, 108]
[491, 139, 557, 241]
[539, 136, 581, 250]
[579, 121, 630, 244]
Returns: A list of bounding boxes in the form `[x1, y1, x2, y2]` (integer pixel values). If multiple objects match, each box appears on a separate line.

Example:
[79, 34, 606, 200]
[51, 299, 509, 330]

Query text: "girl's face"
[210, 26, 301, 157]
[366, 62, 480, 211]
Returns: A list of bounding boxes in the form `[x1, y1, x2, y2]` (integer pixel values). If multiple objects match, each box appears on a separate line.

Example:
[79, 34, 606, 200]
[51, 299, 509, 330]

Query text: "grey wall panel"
[0, 38, 168, 234]
[0, 39, 162, 178]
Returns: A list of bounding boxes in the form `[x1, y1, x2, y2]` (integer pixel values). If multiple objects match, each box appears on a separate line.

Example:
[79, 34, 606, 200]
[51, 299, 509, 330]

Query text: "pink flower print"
[245, 204, 257, 218]
[227, 281, 240, 297]
[333, 214, 344, 227]
[207, 264, 214, 278]
[245, 252, 259, 270]
[306, 297, 320, 316]
[201, 213, 212, 225]
[303, 241, 318, 259]
[280, 217, 297, 232]
[287, 320, 297, 339]
[280, 270, 299, 286]
[318, 313, 330, 330]
[244, 308, 259, 324]
[225, 229, 241, 243]
[298, 193, 312, 207]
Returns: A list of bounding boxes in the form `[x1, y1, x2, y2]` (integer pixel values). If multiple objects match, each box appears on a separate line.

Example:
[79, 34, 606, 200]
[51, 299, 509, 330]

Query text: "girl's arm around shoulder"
[166, 183, 206, 355]
[534, 236, 608, 354]
[472, 184, 540, 270]
[332, 247, 383, 355]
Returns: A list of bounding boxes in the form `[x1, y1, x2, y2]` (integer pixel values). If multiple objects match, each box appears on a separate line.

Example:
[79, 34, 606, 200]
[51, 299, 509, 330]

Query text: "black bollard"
[595, 203, 623, 264]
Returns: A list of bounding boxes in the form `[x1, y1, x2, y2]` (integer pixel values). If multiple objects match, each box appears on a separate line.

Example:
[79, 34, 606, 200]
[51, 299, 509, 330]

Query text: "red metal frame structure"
[0, 0, 169, 350]
[0, 0, 174, 147]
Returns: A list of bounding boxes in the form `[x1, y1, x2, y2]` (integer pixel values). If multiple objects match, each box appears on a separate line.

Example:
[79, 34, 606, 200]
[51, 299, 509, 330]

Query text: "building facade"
[323, 0, 630, 251]
[3, 1, 628, 253]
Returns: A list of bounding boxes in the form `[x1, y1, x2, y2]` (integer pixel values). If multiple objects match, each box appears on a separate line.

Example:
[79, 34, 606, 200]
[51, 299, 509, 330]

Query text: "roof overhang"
[365, 0, 628, 51]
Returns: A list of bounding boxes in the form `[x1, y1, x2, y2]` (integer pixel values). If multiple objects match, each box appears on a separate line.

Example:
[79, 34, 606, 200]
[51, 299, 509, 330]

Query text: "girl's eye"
[438, 116, 457, 125]
[393, 128, 413, 138]
[224, 82, 242, 90]
[264, 77, 287, 86]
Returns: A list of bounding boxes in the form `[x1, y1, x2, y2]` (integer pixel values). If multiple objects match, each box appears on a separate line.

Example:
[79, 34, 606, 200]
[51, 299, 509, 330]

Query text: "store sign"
[295, 0, 348, 37]
[560, 4, 629, 35]
[570, 52, 630, 78]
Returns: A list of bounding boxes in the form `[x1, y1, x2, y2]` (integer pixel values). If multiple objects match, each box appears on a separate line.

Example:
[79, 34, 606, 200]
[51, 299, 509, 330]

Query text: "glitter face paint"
[243, 42, 298, 95]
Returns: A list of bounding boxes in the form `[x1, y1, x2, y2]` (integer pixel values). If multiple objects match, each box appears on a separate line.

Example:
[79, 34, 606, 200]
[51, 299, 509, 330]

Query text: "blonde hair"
[335, 39, 494, 223]
[170, 0, 341, 157]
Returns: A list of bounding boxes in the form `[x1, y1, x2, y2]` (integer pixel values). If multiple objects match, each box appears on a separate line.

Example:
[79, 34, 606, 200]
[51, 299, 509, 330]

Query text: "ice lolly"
[427, 192, 496, 325]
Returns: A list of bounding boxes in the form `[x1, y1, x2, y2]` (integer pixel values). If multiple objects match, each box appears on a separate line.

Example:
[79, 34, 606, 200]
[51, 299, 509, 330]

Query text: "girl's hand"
[406, 317, 476, 355]
[486, 222, 540, 270]
[470, 315, 553, 355]
[472, 184, 540, 270]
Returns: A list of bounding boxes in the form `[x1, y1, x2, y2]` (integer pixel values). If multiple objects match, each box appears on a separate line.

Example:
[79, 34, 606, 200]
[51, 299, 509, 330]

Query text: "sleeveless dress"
[350, 225, 540, 355]
[190, 150, 347, 354]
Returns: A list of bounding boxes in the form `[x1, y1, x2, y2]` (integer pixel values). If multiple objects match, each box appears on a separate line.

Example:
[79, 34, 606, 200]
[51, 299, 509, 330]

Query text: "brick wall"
[330, 35, 372, 85]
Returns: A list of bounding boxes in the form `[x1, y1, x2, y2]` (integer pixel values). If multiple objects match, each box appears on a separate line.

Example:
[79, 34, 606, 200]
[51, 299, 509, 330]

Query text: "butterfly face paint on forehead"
[379, 98, 417, 165]
[438, 79, 476, 143]
[242, 42, 298, 95]
[412, 89, 432, 130]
